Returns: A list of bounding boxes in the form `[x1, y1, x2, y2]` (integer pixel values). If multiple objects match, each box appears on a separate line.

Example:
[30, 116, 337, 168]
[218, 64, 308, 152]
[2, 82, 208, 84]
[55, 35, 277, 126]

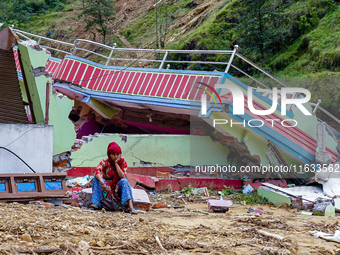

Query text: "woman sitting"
[91, 142, 137, 214]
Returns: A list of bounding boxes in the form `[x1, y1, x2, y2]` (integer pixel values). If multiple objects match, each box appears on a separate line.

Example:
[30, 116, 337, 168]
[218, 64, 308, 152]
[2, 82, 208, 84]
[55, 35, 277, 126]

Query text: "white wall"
[0, 124, 53, 173]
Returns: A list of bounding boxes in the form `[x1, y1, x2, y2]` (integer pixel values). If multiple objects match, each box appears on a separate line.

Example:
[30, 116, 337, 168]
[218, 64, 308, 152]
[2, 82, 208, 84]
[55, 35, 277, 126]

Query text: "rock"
[197, 242, 205, 248]
[139, 218, 145, 222]
[171, 13, 180, 19]
[21, 233, 32, 242]
[96, 240, 105, 247]
[89, 240, 97, 246]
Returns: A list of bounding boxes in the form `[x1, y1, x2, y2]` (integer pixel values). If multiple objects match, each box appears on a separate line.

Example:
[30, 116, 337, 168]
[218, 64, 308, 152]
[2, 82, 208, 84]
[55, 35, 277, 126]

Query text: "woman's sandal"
[129, 208, 138, 214]
[90, 204, 100, 210]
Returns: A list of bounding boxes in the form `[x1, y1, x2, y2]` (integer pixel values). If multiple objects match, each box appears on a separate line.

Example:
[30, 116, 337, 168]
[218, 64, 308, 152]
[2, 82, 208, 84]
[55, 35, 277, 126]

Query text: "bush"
[221, 186, 268, 205]
[310, 7, 320, 27]
[299, 15, 311, 33]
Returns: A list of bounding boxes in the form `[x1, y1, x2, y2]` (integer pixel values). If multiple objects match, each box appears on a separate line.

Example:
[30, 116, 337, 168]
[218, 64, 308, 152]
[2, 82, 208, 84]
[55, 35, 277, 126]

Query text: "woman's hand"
[115, 154, 121, 163]
[101, 182, 110, 191]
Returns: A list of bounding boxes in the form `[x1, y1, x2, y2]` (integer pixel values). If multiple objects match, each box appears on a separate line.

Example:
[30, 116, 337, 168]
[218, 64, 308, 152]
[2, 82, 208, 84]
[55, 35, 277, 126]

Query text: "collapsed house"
[1, 26, 339, 196]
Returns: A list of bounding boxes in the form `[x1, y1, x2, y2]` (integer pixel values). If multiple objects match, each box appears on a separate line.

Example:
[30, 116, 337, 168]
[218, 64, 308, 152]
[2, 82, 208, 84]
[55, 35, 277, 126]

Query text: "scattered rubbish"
[208, 199, 232, 213]
[192, 187, 209, 196]
[172, 205, 185, 209]
[247, 206, 264, 214]
[310, 230, 340, 243]
[66, 175, 92, 188]
[151, 202, 168, 209]
[333, 197, 340, 212]
[182, 187, 209, 196]
[242, 184, 254, 195]
[258, 183, 331, 208]
[156, 171, 170, 179]
[192, 209, 209, 215]
[258, 230, 285, 241]
[301, 211, 313, 216]
[155, 236, 167, 251]
[72, 193, 79, 199]
[29, 201, 42, 205]
[312, 198, 335, 217]
[79, 188, 92, 208]
[132, 188, 151, 211]
[62, 198, 79, 205]
[314, 164, 340, 197]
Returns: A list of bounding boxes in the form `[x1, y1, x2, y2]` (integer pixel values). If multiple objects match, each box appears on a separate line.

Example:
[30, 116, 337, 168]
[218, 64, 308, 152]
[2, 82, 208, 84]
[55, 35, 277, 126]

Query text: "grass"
[120, 0, 196, 48]
[14, 0, 340, 120]
[221, 186, 269, 205]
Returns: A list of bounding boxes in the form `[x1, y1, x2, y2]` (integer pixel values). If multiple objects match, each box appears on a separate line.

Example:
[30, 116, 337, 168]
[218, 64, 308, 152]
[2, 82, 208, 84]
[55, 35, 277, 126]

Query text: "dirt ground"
[0, 193, 339, 255]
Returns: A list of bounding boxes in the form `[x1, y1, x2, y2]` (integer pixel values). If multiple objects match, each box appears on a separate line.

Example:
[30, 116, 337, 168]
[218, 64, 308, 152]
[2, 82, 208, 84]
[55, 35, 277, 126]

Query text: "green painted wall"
[70, 134, 231, 168]
[18, 43, 76, 155]
[49, 92, 76, 155]
[18, 44, 50, 123]
[258, 187, 291, 206]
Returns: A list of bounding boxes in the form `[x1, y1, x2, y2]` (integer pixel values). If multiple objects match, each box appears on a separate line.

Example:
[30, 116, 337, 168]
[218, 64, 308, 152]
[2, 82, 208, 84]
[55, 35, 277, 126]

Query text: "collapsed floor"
[0, 195, 339, 255]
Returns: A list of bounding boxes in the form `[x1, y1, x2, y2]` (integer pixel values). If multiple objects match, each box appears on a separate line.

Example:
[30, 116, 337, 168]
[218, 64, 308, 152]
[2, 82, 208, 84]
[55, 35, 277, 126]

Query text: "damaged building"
[0, 26, 339, 195]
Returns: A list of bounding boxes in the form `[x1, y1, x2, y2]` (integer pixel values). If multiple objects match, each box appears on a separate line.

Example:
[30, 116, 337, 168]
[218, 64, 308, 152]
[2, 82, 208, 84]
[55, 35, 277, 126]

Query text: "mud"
[0, 198, 339, 255]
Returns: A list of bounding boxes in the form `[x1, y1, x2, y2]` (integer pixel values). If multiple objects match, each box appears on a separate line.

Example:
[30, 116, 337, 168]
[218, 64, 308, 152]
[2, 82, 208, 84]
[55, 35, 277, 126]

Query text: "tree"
[2, 0, 33, 29]
[299, 15, 311, 33]
[237, 0, 290, 68]
[79, 0, 115, 43]
[310, 7, 319, 27]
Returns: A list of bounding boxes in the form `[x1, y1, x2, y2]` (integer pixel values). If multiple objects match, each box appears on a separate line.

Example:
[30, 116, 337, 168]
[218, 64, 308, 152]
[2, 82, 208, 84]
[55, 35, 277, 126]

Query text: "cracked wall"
[18, 42, 76, 155]
[70, 134, 231, 168]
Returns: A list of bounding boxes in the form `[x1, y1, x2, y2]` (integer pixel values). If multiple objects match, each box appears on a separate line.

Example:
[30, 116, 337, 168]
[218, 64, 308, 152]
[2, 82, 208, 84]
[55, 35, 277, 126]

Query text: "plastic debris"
[242, 184, 254, 195]
[310, 230, 340, 243]
[66, 175, 92, 188]
[247, 207, 264, 214]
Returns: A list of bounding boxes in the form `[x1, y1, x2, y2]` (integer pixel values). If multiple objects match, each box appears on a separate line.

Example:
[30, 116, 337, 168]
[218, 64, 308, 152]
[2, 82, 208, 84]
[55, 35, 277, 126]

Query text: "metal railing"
[12, 28, 340, 130]
[12, 28, 289, 88]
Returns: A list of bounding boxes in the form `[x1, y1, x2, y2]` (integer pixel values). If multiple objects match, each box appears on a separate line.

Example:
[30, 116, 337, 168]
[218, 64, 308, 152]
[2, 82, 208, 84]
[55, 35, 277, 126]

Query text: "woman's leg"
[91, 177, 106, 208]
[118, 179, 134, 209]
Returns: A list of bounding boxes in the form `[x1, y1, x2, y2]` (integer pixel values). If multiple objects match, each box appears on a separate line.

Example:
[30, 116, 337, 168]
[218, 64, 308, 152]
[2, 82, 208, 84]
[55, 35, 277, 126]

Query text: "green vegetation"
[79, 0, 115, 43]
[221, 186, 268, 205]
[1, 0, 340, 120]
[0, 0, 69, 29]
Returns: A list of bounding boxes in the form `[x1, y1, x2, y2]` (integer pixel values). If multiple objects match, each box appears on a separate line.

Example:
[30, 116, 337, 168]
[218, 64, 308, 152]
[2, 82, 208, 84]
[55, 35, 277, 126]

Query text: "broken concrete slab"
[313, 201, 335, 217]
[207, 199, 232, 213]
[314, 164, 340, 197]
[257, 186, 291, 207]
[132, 188, 151, 211]
[333, 197, 340, 212]
[258, 183, 332, 208]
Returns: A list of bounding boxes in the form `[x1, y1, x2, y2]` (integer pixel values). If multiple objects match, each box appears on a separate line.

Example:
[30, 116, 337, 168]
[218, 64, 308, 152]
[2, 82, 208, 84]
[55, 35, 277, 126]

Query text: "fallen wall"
[70, 134, 231, 168]
[0, 124, 53, 173]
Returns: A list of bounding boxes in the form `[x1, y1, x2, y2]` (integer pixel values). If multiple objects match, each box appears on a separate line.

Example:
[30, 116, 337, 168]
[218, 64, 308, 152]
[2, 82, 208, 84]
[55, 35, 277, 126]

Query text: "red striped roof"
[221, 93, 338, 162]
[49, 57, 222, 101]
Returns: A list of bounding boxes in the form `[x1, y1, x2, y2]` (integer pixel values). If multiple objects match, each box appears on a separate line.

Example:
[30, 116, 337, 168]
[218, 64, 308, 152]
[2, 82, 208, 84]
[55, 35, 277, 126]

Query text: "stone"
[96, 240, 105, 247]
[21, 233, 32, 242]
[89, 240, 97, 246]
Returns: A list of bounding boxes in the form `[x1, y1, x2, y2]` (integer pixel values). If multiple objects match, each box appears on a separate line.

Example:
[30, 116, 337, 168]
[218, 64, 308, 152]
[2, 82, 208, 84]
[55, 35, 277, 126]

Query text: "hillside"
[1, 0, 340, 123]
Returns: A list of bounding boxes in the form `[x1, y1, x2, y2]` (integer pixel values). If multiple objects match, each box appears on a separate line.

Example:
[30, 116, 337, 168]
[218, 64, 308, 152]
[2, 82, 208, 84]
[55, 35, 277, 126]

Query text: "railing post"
[313, 99, 322, 114]
[225, 45, 238, 73]
[159, 51, 168, 69]
[38, 37, 42, 45]
[105, 43, 116, 66]
[72, 40, 79, 55]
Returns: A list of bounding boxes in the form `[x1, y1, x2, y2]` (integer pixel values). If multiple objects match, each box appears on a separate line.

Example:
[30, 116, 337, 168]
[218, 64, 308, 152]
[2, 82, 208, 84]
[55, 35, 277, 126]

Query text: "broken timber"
[0, 173, 67, 201]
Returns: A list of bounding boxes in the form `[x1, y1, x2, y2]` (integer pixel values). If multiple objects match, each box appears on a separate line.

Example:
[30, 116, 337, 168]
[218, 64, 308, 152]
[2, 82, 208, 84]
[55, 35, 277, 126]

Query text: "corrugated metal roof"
[0, 48, 28, 123]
